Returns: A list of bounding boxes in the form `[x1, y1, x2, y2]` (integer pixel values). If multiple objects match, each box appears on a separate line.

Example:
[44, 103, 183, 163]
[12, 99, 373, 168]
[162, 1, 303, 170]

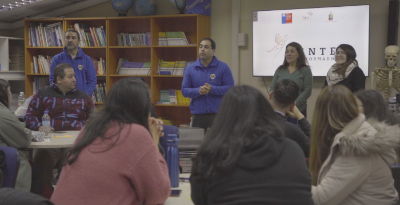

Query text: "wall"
[235, 0, 390, 120]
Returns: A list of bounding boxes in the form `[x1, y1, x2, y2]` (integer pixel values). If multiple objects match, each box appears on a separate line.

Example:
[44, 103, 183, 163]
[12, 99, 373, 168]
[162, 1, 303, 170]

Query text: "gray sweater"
[0, 103, 32, 191]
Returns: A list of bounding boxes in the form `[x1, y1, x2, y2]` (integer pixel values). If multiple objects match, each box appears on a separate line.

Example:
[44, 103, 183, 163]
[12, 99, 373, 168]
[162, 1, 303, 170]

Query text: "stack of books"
[117, 61, 151, 75]
[158, 60, 195, 75]
[9, 46, 24, 71]
[92, 81, 106, 103]
[31, 55, 53, 74]
[158, 31, 189, 46]
[157, 89, 190, 105]
[92, 58, 106, 75]
[29, 22, 64, 47]
[117, 32, 151, 46]
[71, 23, 106, 47]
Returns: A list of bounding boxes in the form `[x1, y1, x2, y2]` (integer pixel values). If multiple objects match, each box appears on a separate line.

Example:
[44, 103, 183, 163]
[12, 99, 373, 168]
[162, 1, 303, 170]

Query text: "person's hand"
[203, 83, 211, 93]
[148, 117, 164, 147]
[286, 105, 304, 120]
[199, 86, 208, 95]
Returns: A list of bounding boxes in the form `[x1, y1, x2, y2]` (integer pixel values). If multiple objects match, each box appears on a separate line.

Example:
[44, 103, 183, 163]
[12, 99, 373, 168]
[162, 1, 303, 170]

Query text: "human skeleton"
[371, 45, 400, 101]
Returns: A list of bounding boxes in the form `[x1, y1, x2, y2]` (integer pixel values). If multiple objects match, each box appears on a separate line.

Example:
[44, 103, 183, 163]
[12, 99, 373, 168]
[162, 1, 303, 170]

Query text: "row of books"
[116, 58, 150, 75]
[72, 23, 106, 47]
[29, 22, 64, 47]
[33, 77, 49, 94]
[92, 58, 106, 75]
[32, 55, 53, 74]
[92, 81, 106, 103]
[158, 60, 195, 76]
[117, 33, 151, 46]
[158, 89, 190, 105]
[158, 32, 189, 46]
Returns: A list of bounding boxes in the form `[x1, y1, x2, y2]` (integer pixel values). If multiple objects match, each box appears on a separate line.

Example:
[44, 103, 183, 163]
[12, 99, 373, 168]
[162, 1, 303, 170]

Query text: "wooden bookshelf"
[24, 14, 210, 125]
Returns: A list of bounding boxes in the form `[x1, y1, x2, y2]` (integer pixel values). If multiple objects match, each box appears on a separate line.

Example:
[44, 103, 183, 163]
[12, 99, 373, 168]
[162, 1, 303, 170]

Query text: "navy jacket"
[181, 56, 234, 114]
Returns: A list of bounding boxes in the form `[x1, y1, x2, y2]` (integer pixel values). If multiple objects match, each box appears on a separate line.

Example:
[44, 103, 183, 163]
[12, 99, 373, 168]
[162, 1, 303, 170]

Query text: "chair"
[0, 146, 20, 188]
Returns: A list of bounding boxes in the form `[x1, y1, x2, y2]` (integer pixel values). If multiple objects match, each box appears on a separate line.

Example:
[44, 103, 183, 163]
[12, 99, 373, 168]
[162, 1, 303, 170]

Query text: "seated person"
[190, 85, 313, 205]
[269, 79, 311, 157]
[24, 63, 95, 190]
[0, 79, 32, 192]
[51, 77, 170, 205]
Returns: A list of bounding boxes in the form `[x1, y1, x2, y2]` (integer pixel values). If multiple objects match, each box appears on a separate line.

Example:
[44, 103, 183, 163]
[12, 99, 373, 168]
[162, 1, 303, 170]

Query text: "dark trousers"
[192, 113, 217, 133]
[287, 108, 307, 125]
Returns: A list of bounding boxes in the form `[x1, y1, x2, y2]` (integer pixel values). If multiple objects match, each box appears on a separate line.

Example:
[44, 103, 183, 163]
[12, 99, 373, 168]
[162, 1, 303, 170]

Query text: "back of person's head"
[0, 79, 10, 108]
[53, 63, 73, 84]
[355, 89, 400, 125]
[66, 77, 152, 165]
[192, 85, 283, 182]
[310, 85, 359, 185]
[272, 79, 299, 108]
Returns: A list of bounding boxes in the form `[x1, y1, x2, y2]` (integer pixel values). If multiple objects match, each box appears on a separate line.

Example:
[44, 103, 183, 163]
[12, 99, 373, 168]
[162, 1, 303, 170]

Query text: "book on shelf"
[158, 31, 189, 46]
[31, 55, 53, 74]
[118, 61, 151, 75]
[117, 32, 151, 46]
[159, 117, 174, 125]
[92, 81, 106, 103]
[157, 89, 190, 105]
[33, 77, 49, 94]
[158, 60, 195, 75]
[29, 22, 63, 47]
[70, 24, 106, 47]
[9, 46, 25, 71]
[92, 57, 106, 75]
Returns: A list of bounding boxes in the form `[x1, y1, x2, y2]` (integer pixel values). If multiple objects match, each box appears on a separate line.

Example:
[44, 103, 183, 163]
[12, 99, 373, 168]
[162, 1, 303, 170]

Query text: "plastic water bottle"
[166, 134, 179, 188]
[42, 111, 52, 140]
[18, 92, 25, 107]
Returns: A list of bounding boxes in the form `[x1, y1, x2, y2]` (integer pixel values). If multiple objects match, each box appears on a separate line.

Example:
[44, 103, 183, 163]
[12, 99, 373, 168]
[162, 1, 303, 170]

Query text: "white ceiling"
[0, 0, 109, 29]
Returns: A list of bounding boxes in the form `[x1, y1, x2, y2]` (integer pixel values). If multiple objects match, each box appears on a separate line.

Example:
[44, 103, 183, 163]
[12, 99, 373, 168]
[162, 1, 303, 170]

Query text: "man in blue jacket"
[182, 38, 234, 132]
[49, 29, 96, 96]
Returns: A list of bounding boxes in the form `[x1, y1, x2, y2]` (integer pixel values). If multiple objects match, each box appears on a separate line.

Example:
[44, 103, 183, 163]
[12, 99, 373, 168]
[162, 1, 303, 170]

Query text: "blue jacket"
[49, 47, 97, 96]
[182, 56, 234, 114]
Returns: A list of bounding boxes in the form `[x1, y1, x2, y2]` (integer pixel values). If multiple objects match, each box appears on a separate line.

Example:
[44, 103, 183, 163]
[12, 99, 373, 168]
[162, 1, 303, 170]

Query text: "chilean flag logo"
[282, 13, 292, 24]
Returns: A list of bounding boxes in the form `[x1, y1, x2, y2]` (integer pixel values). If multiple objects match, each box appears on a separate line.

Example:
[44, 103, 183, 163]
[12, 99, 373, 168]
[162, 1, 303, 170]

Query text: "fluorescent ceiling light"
[0, 0, 43, 12]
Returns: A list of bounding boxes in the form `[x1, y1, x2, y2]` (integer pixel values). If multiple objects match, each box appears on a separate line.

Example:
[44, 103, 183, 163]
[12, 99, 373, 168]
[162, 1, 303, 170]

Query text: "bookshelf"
[24, 14, 210, 126]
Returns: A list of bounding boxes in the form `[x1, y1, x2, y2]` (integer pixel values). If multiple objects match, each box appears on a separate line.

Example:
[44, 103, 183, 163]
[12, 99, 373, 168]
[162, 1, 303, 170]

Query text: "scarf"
[326, 61, 358, 86]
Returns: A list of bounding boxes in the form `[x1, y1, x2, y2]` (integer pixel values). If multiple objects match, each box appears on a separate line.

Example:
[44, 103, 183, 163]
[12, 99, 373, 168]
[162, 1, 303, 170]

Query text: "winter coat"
[312, 114, 400, 205]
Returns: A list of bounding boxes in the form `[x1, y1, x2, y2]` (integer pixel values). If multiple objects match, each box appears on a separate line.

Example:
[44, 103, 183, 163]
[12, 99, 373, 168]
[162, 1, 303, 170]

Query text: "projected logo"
[282, 13, 292, 24]
[303, 11, 313, 23]
[329, 12, 333, 21]
[266, 33, 288, 61]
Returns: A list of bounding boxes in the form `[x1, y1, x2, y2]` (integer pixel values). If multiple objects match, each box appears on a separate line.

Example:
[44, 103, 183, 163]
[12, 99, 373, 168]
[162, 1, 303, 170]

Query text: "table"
[164, 173, 194, 205]
[28, 130, 80, 148]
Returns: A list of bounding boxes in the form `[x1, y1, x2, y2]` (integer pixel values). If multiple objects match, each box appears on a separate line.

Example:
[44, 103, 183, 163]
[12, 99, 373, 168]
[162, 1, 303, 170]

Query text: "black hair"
[53, 63, 73, 84]
[272, 79, 300, 107]
[355, 89, 400, 125]
[335, 44, 358, 77]
[66, 77, 152, 165]
[200, 38, 216, 50]
[278, 42, 309, 71]
[0, 79, 10, 108]
[191, 85, 284, 182]
[65, 29, 81, 41]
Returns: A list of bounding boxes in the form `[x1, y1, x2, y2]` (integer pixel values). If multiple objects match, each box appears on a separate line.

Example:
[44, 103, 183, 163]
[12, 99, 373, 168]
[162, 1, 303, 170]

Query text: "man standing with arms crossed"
[49, 29, 97, 96]
[182, 38, 234, 132]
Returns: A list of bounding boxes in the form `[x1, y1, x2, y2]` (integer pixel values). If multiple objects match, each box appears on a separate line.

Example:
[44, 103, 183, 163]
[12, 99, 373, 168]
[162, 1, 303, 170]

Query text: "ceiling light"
[0, 0, 42, 12]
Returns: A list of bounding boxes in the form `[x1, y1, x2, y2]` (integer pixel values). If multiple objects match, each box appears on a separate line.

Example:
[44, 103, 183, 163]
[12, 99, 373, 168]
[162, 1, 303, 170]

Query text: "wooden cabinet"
[24, 14, 210, 125]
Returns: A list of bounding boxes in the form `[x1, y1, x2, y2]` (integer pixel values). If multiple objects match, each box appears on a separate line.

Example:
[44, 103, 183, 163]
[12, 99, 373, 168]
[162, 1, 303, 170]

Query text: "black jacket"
[323, 66, 366, 93]
[0, 188, 54, 205]
[190, 135, 313, 205]
[275, 111, 311, 157]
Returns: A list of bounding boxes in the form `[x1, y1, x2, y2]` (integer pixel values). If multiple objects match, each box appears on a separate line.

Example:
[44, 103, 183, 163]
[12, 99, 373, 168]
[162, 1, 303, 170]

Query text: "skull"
[385, 45, 400, 67]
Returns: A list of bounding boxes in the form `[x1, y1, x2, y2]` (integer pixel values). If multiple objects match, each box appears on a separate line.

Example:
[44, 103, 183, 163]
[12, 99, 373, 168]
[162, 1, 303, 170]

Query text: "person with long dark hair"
[310, 85, 399, 205]
[0, 79, 32, 191]
[355, 89, 400, 125]
[270, 42, 313, 123]
[51, 77, 170, 205]
[190, 85, 313, 205]
[324, 44, 366, 92]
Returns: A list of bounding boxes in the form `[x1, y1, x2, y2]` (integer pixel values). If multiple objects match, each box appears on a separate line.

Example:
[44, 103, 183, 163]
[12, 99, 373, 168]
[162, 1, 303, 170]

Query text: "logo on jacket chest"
[210, 74, 216, 79]
[78, 65, 83, 70]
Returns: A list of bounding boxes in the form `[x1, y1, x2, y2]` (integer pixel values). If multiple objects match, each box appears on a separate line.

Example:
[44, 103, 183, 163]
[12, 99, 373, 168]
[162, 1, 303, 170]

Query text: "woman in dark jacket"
[190, 85, 313, 205]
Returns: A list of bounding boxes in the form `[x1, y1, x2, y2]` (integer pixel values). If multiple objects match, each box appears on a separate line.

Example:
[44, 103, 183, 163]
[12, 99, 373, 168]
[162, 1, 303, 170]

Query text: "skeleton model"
[371, 45, 400, 101]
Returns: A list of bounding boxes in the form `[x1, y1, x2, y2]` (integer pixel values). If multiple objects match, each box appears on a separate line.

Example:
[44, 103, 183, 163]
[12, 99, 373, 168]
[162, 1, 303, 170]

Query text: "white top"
[28, 130, 80, 148]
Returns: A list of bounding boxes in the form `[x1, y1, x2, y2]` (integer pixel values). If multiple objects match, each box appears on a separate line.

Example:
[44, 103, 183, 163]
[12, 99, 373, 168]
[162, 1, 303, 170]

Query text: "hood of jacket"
[237, 133, 286, 169]
[336, 114, 400, 165]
